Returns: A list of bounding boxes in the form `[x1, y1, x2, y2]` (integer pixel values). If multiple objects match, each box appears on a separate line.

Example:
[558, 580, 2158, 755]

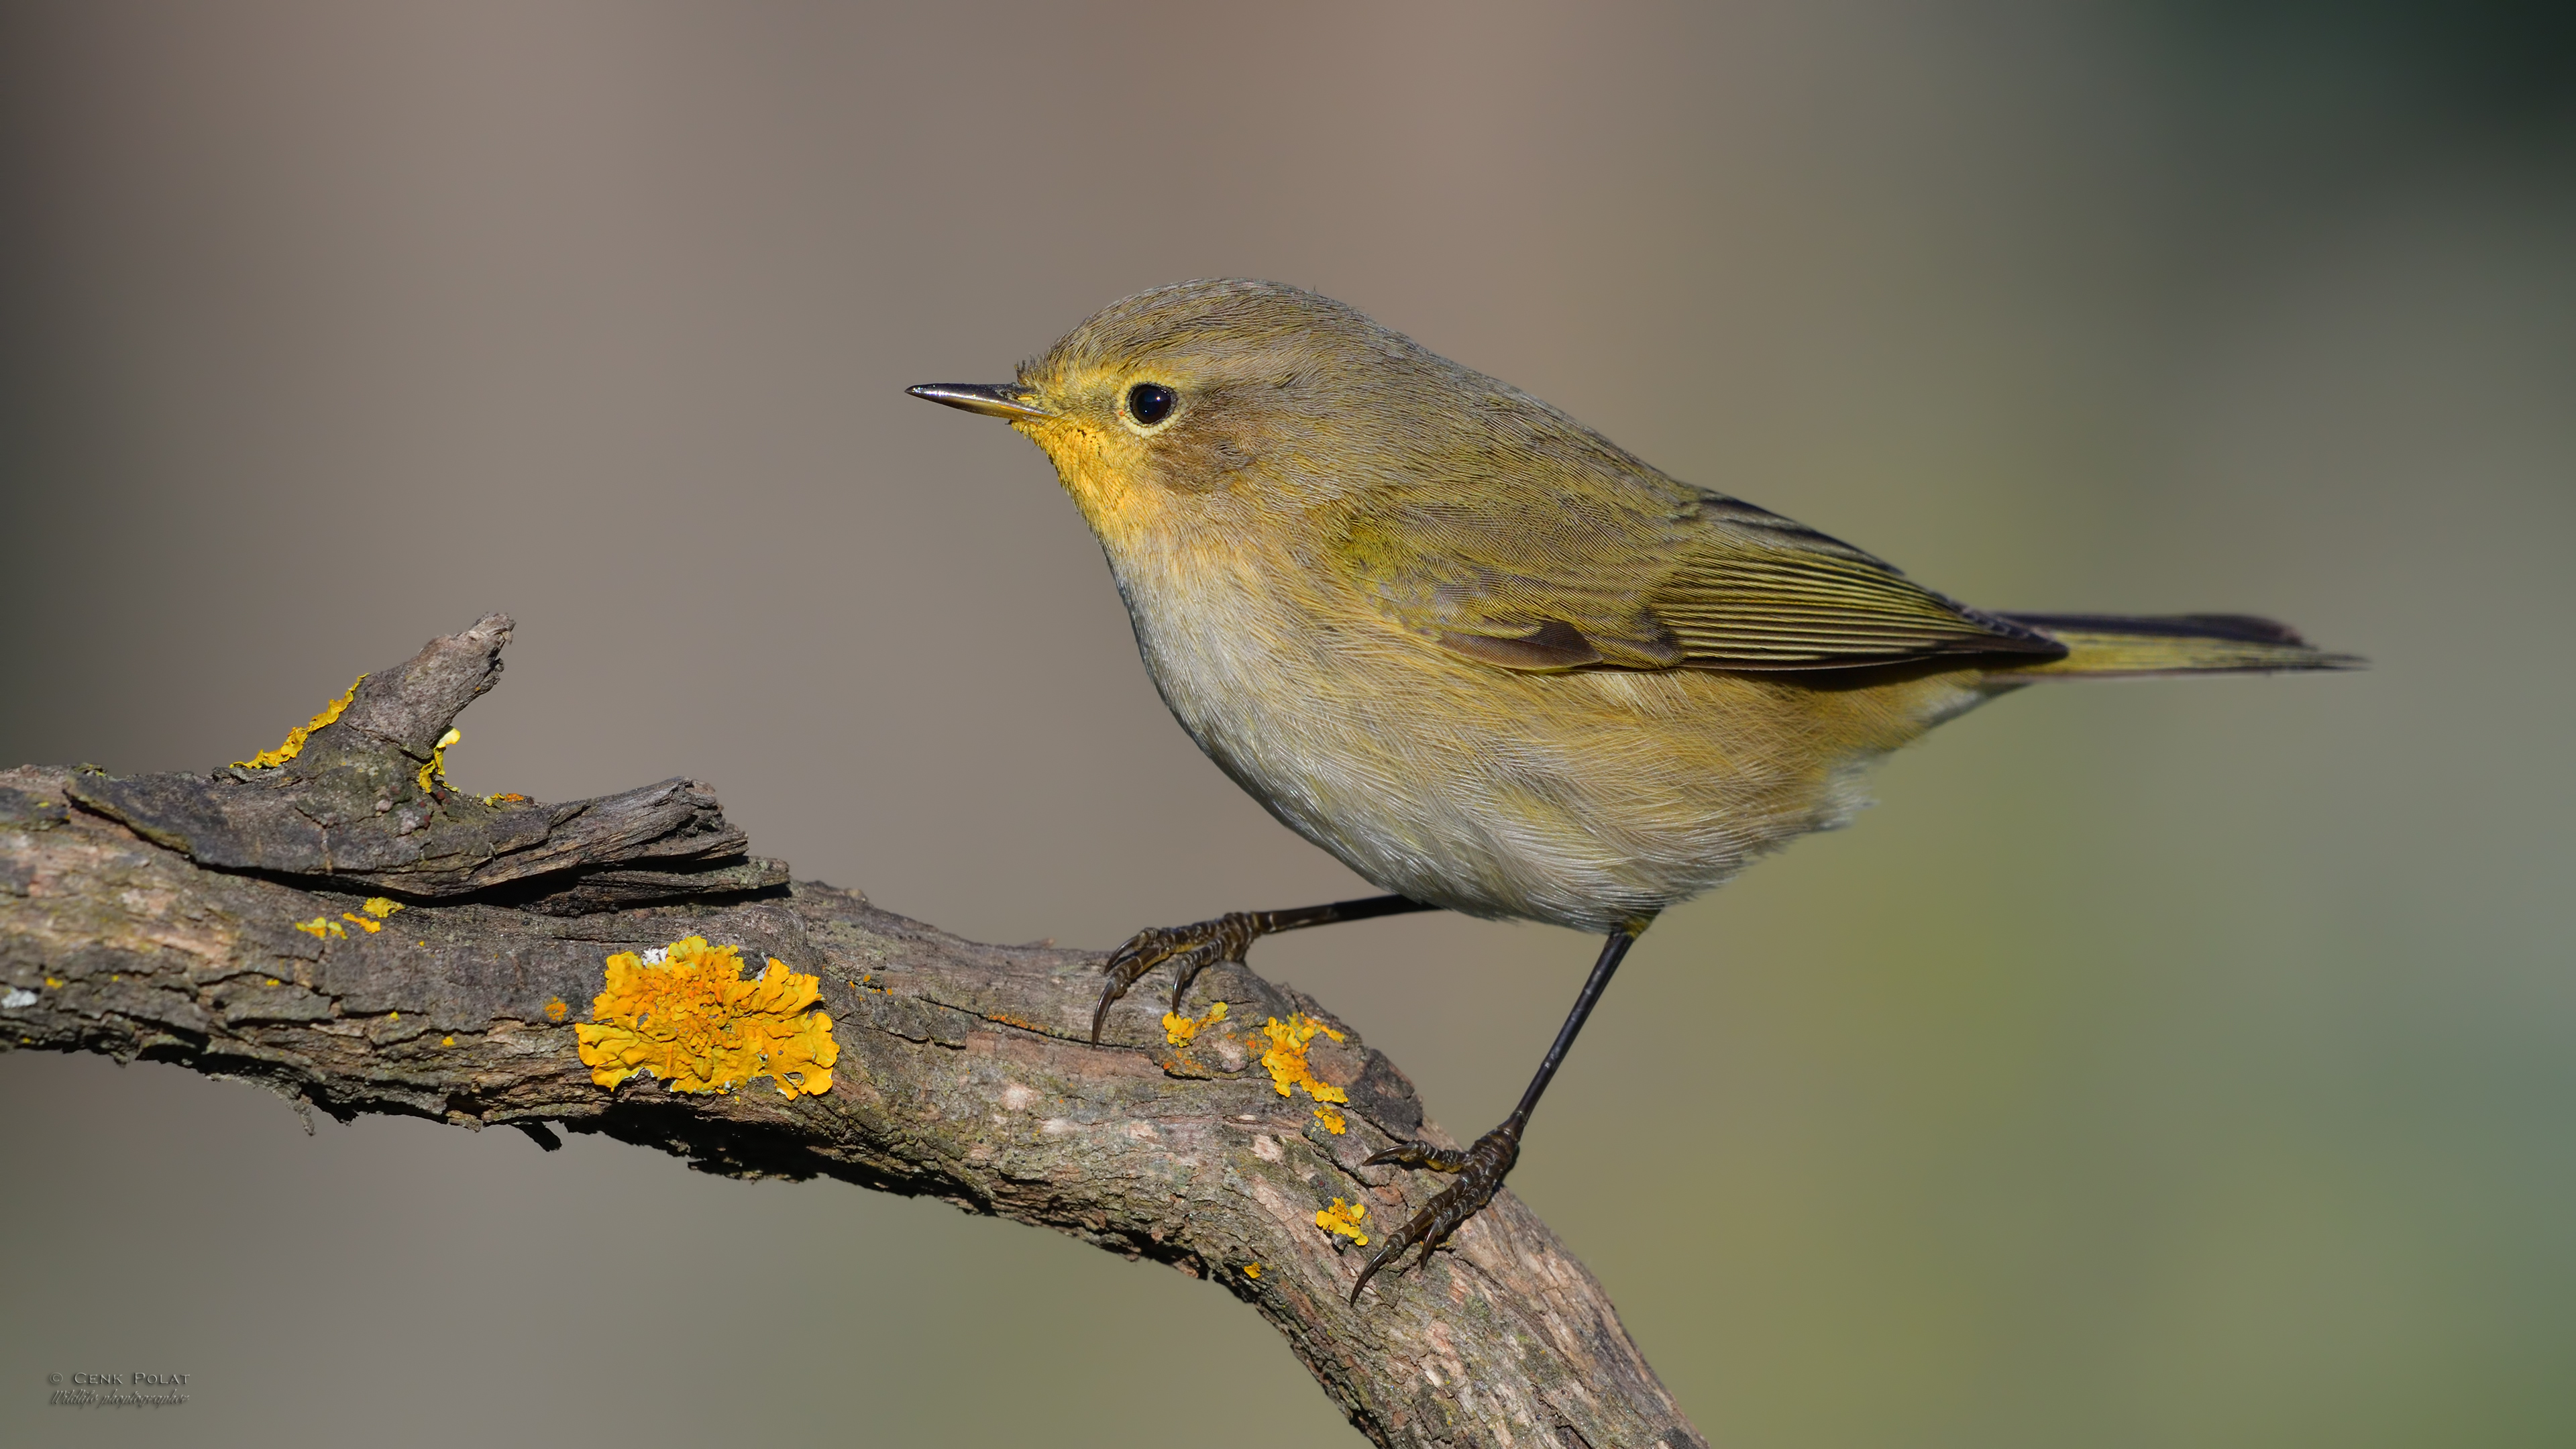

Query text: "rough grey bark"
[0, 618, 1703, 1449]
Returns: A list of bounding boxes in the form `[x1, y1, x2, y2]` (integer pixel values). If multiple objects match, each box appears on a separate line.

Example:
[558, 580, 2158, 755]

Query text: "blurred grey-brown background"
[2, 3, 2569, 1445]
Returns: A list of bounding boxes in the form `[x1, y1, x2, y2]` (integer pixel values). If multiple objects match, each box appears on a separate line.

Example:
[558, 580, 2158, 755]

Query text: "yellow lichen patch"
[235, 675, 366, 769]
[361, 898, 404, 919]
[574, 936, 839, 1099]
[416, 727, 462, 794]
[1312, 1106, 1348, 1135]
[341, 912, 381, 934]
[1241, 1264, 1262, 1280]
[1316, 1197, 1369, 1246]
[441, 1035, 455, 1046]
[481, 792, 529, 807]
[544, 998, 570, 1022]
[1258, 1014, 1349, 1105]
[293, 916, 346, 941]
[1161, 999, 1228, 1046]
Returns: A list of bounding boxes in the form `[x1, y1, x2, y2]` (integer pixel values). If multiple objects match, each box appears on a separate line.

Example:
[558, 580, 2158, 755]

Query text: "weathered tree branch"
[0, 619, 1703, 1449]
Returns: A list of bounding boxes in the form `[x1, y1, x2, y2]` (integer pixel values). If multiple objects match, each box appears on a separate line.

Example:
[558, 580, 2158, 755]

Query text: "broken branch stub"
[64, 614, 786, 909]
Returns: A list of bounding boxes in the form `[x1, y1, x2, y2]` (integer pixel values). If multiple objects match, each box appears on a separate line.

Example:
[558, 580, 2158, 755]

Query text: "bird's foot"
[1352, 1118, 1523, 1301]
[1091, 911, 1267, 1042]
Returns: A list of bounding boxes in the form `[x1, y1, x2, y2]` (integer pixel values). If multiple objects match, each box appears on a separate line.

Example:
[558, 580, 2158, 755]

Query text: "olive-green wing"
[1336, 485, 2062, 672]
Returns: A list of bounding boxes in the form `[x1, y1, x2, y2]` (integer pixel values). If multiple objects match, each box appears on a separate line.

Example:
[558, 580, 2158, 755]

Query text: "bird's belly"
[1126, 586, 1990, 932]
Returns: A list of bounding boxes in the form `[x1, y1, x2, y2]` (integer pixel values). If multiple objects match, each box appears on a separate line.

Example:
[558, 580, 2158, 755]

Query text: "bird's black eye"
[1126, 382, 1177, 426]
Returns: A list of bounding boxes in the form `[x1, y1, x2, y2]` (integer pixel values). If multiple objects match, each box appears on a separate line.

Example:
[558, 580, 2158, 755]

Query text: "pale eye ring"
[1126, 382, 1177, 426]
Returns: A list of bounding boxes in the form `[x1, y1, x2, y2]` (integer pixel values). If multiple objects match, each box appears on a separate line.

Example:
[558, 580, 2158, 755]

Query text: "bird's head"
[910, 279, 1483, 553]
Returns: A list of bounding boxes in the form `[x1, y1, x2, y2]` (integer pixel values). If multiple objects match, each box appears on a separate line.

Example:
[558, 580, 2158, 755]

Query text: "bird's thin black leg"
[1352, 918, 1649, 1302]
[1091, 894, 1437, 1043]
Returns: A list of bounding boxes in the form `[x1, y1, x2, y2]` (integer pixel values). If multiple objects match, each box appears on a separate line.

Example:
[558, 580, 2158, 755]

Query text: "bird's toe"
[1352, 1123, 1522, 1302]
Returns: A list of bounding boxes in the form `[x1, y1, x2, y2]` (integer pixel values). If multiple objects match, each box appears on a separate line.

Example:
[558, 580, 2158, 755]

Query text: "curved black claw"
[1089, 912, 1265, 1043]
[1361, 1138, 1477, 1174]
[1351, 1120, 1524, 1303]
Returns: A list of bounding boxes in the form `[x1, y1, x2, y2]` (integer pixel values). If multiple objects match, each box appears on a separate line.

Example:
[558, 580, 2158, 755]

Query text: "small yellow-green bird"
[910, 279, 2356, 1301]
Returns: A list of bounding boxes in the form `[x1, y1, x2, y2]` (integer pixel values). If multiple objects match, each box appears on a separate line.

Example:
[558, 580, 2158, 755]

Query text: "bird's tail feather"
[1991, 612, 2363, 677]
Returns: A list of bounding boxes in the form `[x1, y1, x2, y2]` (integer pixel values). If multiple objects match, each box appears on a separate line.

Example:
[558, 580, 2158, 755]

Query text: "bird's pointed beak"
[906, 382, 1055, 422]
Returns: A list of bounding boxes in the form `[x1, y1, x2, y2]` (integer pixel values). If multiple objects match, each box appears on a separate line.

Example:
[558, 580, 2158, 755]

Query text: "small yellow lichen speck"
[44, 977, 62, 989]
[235, 676, 366, 769]
[1312, 1106, 1348, 1135]
[574, 936, 840, 1099]
[293, 916, 346, 941]
[361, 898, 404, 919]
[544, 998, 570, 1022]
[1316, 1197, 1369, 1246]
[388, 1012, 399, 1022]
[1161, 999, 1228, 1046]
[416, 727, 462, 794]
[1242, 1263, 1263, 1280]
[441, 1035, 455, 1046]
[341, 912, 381, 934]
[1258, 1014, 1349, 1105]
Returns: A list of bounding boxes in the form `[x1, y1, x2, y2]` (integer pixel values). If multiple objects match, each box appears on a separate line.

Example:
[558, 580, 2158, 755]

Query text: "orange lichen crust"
[574, 936, 839, 1099]
[416, 727, 461, 793]
[1162, 999, 1228, 1046]
[235, 675, 366, 769]
[1316, 1197, 1370, 1246]
[1258, 1014, 1349, 1105]
[544, 997, 570, 1022]
[1312, 1106, 1348, 1134]
[1241, 1263, 1263, 1279]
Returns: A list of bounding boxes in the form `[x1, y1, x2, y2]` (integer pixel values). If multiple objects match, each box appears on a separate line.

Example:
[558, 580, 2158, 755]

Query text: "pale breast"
[1106, 533, 1995, 932]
